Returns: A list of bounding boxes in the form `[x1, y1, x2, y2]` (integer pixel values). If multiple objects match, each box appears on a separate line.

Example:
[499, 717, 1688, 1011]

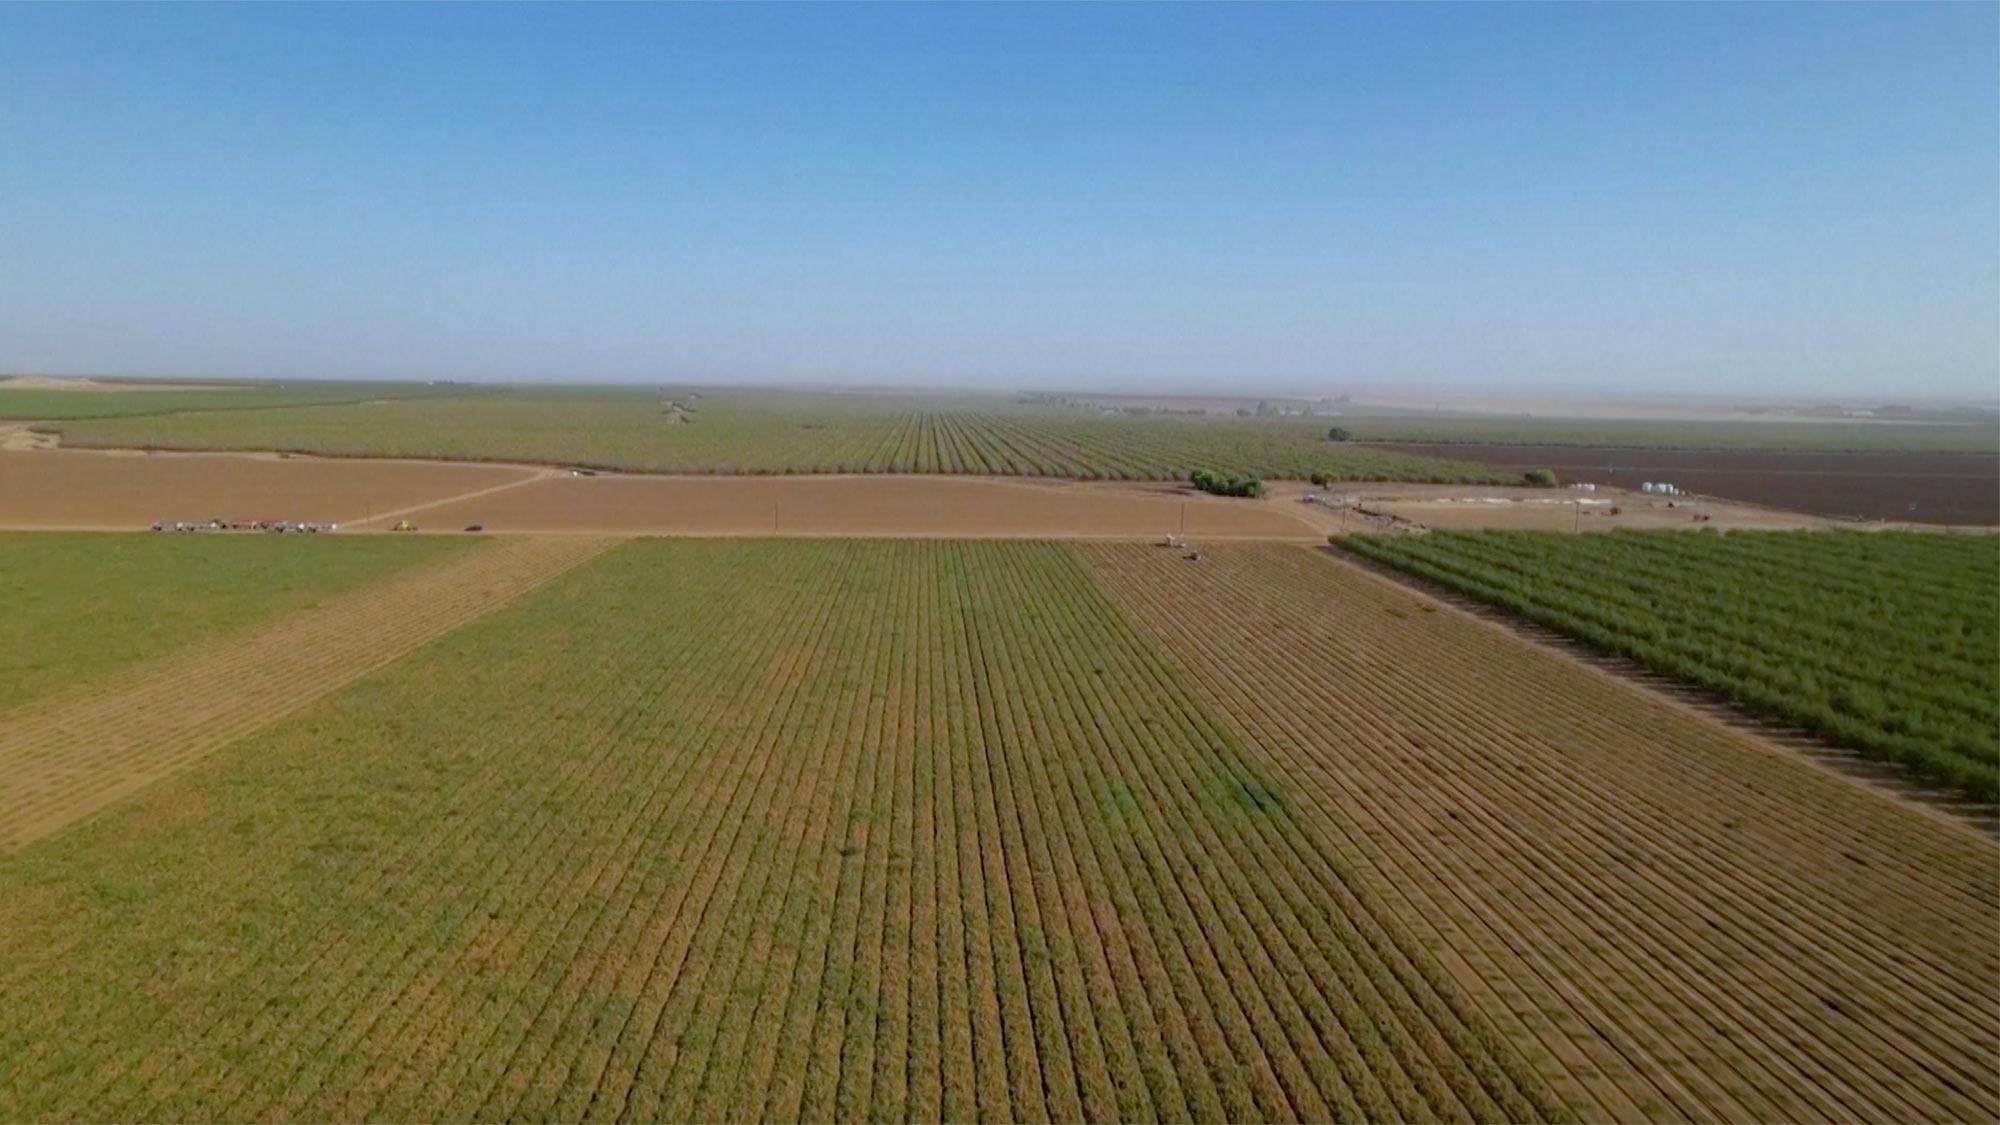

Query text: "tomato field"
[0, 540, 1556, 1121]
[0, 536, 1991, 1122]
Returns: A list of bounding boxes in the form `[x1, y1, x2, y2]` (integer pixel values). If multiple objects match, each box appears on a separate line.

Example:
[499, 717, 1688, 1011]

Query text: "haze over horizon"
[3, 4, 1995, 399]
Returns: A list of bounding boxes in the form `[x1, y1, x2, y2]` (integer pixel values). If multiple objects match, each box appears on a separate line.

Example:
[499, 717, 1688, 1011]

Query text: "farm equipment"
[391, 519, 416, 532]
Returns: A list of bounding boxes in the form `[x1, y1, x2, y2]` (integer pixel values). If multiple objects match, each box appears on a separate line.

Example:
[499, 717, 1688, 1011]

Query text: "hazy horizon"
[3, 5, 1995, 400]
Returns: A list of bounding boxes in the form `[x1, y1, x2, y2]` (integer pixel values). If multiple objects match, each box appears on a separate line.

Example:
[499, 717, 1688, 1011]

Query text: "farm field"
[0, 531, 471, 711]
[1377, 443, 2000, 525]
[1336, 413, 2000, 454]
[0, 536, 1992, 1121]
[0, 540, 1559, 1122]
[0, 536, 608, 849]
[0, 449, 540, 530]
[413, 473, 1319, 539]
[0, 378, 474, 422]
[40, 388, 1509, 483]
[1337, 531, 2000, 801]
[0, 448, 1320, 539]
[1081, 542, 1999, 1122]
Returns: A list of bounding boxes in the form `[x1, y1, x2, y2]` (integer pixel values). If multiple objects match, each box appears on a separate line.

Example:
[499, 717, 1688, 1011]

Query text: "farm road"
[0, 535, 616, 849]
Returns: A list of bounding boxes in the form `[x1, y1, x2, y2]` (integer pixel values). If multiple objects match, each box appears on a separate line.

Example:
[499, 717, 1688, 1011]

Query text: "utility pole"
[1573, 499, 1581, 534]
[1179, 501, 1186, 535]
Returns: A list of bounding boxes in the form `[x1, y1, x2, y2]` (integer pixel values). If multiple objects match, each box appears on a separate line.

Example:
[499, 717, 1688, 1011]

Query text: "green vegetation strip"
[1338, 530, 2000, 802]
[49, 389, 1511, 483]
[0, 532, 472, 712]
[0, 381, 477, 422]
[0, 539, 1557, 1122]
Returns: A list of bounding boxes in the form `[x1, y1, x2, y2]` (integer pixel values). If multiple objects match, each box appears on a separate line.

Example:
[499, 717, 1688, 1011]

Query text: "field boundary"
[0, 535, 619, 850]
[1324, 539, 2000, 835]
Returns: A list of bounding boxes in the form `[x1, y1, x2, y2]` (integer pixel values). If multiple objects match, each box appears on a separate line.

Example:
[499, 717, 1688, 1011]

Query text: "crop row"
[51, 391, 1510, 483]
[0, 540, 1555, 1121]
[1080, 541, 2000, 1123]
[1338, 530, 2000, 801]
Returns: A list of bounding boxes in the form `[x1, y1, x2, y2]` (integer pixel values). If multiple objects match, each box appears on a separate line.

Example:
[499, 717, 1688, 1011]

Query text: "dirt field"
[0, 375, 233, 393]
[400, 472, 1321, 539]
[1378, 442, 2000, 525]
[0, 536, 610, 849]
[1082, 542, 1998, 1122]
[1263, 480, 1849, 534]
[0, 449, 541, 529]
[0, 449, 1319, 539]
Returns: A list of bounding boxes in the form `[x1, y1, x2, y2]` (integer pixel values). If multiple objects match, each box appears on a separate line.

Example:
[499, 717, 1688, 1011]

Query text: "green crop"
[1339, 529, 2000, 801]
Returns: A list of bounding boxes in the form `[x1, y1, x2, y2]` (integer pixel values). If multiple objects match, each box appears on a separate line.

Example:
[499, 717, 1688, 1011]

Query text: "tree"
[1326, 426, 1352, 442]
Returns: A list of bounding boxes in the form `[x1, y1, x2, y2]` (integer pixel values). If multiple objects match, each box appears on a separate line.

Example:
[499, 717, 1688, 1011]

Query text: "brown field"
[0, 449, 1318, 540]
[0, 449, 540, 529]
[0, 375, 235, 393]
[1082, 542, 1999, 1121]
[0, 536, 610, 849]
[398, 472, 1320, 539]
[1379, 443, 2000, 526]
[1264, 480, 1852, 534]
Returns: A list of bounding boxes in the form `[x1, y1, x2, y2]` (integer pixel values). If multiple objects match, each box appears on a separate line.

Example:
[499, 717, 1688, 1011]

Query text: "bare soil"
[0, 449, 1318, 540]
[0, 449, 540, 529]
[409, 473, 1321, 540]
[1377, 442, 2000, 525]
[0, 375, 235, 393]
[1263, 479, 1855, 534]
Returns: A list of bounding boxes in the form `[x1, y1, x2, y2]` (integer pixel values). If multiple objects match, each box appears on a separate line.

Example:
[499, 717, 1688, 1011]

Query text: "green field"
[0, 539, 1555, 1121]
[1338, 530, 2000, 801]
[30, 383, 1995, 476]
[0, 532, 470, 712]
[37, 388, 1507, 482]
[0, 380, 476, 422]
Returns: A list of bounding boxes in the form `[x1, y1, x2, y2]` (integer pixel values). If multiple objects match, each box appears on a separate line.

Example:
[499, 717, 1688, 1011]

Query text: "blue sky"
[2, 4, 1994, 398]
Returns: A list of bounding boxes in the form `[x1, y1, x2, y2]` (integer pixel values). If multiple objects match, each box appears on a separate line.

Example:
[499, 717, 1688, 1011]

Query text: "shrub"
[1327, 426, 1353, 442]
[1189, 468, 1264, 498]
[1522, 468, 1558, 487]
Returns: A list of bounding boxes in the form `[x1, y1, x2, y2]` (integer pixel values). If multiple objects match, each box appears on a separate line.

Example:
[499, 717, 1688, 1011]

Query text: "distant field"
[1375, 443, 2000, 525]
[0, 532, 470, 711]
[44, 389, 1511, 482]
[1338, 530, 2000, 801]
[0, 380, 475, 421]
[1340, 413, 2000, 454]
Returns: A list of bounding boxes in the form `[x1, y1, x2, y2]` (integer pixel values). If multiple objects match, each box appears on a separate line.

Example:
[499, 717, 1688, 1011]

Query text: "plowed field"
[1081, 542, 2000, 1122]
[0, 536, 612, 849]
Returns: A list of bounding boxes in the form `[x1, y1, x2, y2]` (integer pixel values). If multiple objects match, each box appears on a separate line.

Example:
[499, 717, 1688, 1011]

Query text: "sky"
[1, 4, 1995, 400]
